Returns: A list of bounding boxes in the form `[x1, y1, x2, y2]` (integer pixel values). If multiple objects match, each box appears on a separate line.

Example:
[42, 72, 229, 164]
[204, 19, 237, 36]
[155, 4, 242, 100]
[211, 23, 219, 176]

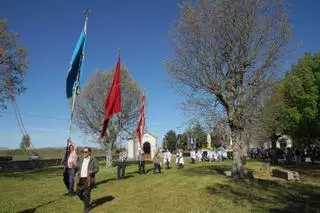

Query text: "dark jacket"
[76, 156, 99, 189]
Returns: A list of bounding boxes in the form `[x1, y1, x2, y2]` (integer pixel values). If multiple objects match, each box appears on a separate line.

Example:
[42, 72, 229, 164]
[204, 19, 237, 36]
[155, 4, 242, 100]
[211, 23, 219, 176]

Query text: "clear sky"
[0, 0, 320, 149]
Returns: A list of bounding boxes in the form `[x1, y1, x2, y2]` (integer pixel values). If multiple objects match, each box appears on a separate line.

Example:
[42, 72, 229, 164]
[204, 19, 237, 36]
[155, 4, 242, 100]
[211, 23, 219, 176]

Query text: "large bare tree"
[74, 67, 142, 166]
[166, 0, 291, 177]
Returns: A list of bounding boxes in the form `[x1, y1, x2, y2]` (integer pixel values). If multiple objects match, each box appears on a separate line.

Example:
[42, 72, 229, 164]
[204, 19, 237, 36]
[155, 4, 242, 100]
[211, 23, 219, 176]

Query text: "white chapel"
[126, 132, 157, 160]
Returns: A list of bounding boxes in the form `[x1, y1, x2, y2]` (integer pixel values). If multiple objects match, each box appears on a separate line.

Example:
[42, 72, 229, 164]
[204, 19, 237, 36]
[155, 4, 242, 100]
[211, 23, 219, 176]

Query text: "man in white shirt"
[163, 148, 172, 169]
[76, 147, 99, 213]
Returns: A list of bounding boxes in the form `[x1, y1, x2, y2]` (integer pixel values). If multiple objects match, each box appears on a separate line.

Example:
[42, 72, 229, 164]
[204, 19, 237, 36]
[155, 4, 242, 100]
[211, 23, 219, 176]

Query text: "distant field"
[0, 147, 106, 160]
[0, 160, 319, 213]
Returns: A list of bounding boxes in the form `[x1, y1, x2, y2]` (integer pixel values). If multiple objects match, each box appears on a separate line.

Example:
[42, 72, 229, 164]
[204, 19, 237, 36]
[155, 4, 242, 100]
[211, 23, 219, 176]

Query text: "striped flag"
[136, 95, 145, 145]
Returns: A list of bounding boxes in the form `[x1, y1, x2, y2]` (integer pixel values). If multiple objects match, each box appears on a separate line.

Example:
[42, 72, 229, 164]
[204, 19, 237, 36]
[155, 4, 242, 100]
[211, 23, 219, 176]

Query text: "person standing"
[118, 146, 128, 180]
[207, 149, 213, 163]
[76, 147, 99, 213]
[197, 149, 203, 162]
[190, 149, 196, 163]
[176, 149, 184, 169]
[138, 149, 146, 174]
[153, 149, 162, 174]
[163, 148, 172, 169]
[62, 139, 78, 196]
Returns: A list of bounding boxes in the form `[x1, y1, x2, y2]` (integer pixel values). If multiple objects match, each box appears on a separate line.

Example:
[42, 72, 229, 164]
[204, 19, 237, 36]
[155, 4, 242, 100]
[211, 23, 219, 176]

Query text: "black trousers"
[117, 161, 126, 179]
[138, 160, 145, 174]
[77, 178, 91, 212]
[153, 163, 161, 174]
[191, 158, 195, 163]
[165, 160, 170, 169]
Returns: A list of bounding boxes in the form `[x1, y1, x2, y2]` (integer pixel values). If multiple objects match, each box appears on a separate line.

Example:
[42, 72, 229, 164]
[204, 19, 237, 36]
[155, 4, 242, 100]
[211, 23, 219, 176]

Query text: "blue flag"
[66, 29, 87, 98]
[188, 134, 196, 149]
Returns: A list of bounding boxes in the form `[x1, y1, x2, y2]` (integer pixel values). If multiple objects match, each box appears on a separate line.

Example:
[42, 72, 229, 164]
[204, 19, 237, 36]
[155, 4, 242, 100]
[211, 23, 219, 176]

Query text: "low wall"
[0, 156, 152, 172]
[0, 156, 105, 172]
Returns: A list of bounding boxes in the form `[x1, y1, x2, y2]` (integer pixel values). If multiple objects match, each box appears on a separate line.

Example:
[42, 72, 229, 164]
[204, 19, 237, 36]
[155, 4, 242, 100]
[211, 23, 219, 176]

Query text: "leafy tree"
[313, 53, 320, 140]
[193, 123, 207, 148]
[210, 118, 231, 148]
[281, 53, 319, 145]
[0, 19, 28, 111]
[183, 122, 207, 149]
[74, 66, 143, 167]
[166, 0, 291, 177]
[20, 134, 31, 151]
[163, 130, 177, 152]
[257, 84, 285, 164]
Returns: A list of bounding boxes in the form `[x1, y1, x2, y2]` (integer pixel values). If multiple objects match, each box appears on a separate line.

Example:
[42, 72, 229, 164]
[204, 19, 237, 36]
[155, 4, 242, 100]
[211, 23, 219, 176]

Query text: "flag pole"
[117, 48, 122, 148]
[67, 9, 89, 141]
[138, 90, 145, 164]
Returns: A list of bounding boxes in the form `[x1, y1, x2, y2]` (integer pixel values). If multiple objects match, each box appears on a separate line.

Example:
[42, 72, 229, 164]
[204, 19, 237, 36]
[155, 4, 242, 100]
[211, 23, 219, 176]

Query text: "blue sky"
[0, 0, 320, 149]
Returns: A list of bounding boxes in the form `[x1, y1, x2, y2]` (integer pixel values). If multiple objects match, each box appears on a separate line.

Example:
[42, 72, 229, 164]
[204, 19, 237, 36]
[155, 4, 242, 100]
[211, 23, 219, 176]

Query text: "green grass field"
[0, 160, 319, 213]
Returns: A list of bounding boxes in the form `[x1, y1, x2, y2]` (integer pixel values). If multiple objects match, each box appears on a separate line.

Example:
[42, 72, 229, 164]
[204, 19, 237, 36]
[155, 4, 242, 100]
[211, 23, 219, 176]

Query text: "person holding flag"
[62, 139, 78, 197]
[136, 94, 145, 173]
[64, 10, 88, 201]
[138, 148, 146, 175]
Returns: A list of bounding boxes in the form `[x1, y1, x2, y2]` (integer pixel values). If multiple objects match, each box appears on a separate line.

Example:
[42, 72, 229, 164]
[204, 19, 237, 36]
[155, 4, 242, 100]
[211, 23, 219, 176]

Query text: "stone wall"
[0, 156, 105, 172]
[0, 156, 152, 172]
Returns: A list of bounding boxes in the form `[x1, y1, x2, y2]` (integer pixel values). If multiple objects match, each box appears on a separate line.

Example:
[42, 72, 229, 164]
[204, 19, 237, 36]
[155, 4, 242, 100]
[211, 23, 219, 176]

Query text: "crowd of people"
[62, 139, 319, 213]
[248, 144, 320, 164]
[190, 147, 229, 163]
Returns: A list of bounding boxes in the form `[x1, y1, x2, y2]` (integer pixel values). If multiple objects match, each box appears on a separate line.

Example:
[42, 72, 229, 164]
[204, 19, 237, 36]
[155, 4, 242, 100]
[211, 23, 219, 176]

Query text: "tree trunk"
[240, 142, 248, 165]
[231, 128, 245, 178]
[105, 143, 113, 167]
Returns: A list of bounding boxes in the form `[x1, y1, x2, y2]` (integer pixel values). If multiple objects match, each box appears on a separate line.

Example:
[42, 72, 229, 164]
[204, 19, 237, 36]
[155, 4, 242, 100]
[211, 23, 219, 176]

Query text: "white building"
[127, 132, 157, 160]
[263, 135, 293, 149]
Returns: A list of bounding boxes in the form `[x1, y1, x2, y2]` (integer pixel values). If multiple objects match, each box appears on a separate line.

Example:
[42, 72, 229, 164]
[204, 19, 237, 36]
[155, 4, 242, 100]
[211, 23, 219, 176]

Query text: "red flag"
[136, 95, 145, 145]
[99, 54, 121, 139]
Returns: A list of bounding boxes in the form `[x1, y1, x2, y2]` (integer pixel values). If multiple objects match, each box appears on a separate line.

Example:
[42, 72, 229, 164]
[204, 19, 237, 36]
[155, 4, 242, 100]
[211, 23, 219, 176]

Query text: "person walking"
[117, 146, 128, 180]
[138, 149, 146, 174]
[176, 149, 184, 169]
[163, 148, 172, 169]
[190, 149, 196, 164]
[76, 147, 99, 213]
[153, 149, 162, 174]
[62, 139, 78, 196]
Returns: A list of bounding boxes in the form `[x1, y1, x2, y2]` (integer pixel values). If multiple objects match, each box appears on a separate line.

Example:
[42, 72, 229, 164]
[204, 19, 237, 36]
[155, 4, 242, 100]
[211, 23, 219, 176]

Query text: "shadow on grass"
[0, 167, 63, 180]
[207, 178, 320, 213]
[90, 195, 115, 210]
[16, 197, 62, 213]
[95, 174, 134, 186]
[184, 163, 320, 212]
[95, 178, 118, 186]
[127, 171, 140, 175]
[123, 174, 134, 180]
[182, 164, 232, 176]
[278, 164, 320, 180]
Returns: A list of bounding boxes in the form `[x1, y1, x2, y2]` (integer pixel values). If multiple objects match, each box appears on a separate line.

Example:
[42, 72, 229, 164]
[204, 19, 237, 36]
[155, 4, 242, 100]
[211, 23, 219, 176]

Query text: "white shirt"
[163, 151, 172, 163]
[190, 151, 196, 159]
[80, 157, 91, 178]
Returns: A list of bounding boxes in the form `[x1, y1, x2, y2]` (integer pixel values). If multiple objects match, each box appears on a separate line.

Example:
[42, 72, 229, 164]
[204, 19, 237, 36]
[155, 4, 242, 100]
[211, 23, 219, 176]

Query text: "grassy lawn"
[0, 160, 319, 213]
